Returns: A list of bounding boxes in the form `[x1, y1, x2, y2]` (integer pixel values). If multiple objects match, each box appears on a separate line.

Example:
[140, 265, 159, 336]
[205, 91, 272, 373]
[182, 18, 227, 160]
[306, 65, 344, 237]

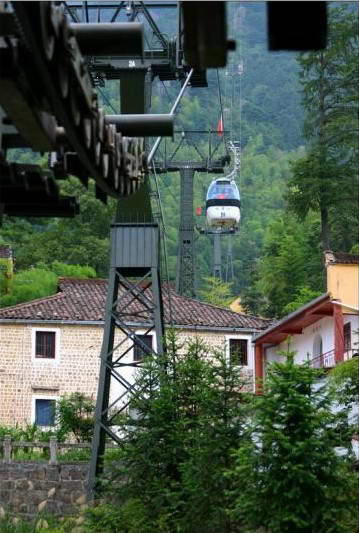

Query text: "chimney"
[324, 250, 336, 267]
[0, 245, 14, 295]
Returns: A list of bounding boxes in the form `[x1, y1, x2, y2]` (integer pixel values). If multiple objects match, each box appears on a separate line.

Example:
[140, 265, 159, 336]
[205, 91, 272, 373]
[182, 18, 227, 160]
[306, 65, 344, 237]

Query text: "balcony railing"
[309, 348, 357, 369]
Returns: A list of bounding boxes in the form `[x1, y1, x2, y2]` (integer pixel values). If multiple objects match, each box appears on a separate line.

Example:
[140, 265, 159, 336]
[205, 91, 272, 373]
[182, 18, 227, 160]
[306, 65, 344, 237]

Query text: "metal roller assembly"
[0, 1, 150, 205]
[105, 114, 174, 137]
[71, 23, 144, 57]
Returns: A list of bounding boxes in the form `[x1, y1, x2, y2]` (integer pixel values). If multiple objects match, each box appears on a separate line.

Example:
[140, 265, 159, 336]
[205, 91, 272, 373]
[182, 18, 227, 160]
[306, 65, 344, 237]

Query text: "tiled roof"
[0, 246, 12, 259]
[0, 278, 270, 330]
[325, 250, 359, 265]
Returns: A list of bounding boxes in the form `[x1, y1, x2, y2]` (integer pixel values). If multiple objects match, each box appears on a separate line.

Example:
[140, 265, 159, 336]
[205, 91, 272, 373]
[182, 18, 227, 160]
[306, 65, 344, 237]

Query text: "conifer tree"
[98, 333, 248, 533]
[228, 351, 357, 533]
[288, 6, 359, 250]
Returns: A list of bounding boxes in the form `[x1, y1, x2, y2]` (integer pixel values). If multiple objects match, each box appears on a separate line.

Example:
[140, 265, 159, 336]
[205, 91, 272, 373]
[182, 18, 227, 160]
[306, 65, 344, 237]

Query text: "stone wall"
[0, 322, 255, 426]
[0, 462, 89, 517]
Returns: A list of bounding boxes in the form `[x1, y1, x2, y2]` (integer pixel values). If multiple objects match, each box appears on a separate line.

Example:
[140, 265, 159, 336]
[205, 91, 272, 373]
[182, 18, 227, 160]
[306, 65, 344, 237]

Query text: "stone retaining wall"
[0, 462, 89, 517]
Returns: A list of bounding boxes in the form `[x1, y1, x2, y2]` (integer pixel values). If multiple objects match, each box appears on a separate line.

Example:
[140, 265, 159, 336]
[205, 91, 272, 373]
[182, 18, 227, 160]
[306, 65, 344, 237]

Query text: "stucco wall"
[265, 313, 359, 368]
[0, 323, 255, 427]
[327, 264, 359, 308]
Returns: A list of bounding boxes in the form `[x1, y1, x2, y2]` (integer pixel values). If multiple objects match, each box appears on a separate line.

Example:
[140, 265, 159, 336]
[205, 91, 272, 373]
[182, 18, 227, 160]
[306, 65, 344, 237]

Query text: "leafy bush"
[0, 424, 65, 460]
[0, 261, 97, 309]
[58, 448, 91, 462]
[56, 393, 95, 443]
[0, 267, 57, 308]
[84, 501, 152, 533]
[48, 261, 97, 279]
[329, 356, 359, 407]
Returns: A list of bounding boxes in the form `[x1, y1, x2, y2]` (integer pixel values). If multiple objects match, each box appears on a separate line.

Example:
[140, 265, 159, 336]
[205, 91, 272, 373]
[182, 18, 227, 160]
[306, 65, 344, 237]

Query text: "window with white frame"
[32, 328, 60, 360]
[229, 338, 248, 366]
[133, 334, 153, 362]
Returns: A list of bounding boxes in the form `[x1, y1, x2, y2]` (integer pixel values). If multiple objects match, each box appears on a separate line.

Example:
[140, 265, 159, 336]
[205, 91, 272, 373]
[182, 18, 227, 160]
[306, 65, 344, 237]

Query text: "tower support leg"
[88, 223, 164, 498]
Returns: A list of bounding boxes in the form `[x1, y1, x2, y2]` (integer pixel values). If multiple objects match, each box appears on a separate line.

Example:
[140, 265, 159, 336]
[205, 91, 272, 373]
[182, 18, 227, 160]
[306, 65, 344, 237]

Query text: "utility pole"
[154, 133, 229, 298]
[176, 167, 196, 297]
[225, 236, 235, 282]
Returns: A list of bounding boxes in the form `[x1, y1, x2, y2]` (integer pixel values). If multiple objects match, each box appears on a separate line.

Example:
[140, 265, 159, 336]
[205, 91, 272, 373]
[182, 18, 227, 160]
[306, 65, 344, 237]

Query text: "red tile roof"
[0, 278, 270, 330]
[325, 250, 359, 265]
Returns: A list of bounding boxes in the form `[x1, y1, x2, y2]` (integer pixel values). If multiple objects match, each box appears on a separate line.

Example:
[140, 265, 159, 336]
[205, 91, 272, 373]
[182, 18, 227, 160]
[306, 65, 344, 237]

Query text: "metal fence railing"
[309, 348, 357, 369]
[0, 437, 117, 464]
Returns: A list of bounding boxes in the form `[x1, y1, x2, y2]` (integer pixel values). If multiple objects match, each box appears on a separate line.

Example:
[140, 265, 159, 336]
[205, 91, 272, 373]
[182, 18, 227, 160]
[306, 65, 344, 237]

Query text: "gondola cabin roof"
[206, 178, 240, 201]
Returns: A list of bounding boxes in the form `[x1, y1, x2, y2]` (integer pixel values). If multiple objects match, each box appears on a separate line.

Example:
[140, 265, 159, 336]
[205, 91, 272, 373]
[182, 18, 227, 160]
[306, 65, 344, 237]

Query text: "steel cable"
[151, 161, 174, 327]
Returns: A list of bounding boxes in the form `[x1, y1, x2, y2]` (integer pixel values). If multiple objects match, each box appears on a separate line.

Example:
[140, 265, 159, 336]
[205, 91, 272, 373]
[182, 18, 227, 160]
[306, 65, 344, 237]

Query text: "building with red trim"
[253, 251, 359, 393]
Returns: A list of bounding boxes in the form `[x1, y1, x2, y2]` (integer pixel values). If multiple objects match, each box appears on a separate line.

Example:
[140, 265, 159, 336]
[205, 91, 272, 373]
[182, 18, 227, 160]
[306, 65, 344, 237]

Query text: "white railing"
[309, 348, 357, 369]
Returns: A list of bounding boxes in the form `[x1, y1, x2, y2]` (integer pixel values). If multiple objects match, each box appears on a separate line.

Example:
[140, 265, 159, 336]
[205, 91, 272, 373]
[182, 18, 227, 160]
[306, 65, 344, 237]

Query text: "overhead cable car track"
[1, 2, 148, 204]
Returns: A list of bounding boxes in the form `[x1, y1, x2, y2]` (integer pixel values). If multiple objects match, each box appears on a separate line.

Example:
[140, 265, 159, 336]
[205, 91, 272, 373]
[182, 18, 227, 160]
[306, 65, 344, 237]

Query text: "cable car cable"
[151, 161, 174, 327]
[97, 86, 119, 115]
[216, 69, 229, 158]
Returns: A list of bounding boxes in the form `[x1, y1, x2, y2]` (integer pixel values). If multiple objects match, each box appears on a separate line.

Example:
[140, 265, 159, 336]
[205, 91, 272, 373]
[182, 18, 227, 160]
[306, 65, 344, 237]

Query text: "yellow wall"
[327, 264, 359, 310]
[229, 297, 244, 313]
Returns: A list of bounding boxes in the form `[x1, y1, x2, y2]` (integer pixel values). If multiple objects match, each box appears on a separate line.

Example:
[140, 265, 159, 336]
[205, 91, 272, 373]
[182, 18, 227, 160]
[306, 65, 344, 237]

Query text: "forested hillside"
[1, 2, 358, 318]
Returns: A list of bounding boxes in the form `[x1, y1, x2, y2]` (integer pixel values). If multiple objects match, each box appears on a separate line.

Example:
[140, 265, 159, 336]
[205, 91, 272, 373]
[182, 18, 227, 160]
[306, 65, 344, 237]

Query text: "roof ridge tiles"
[0, 290, 66, 313]
[59, 277, 107, 283]
[164, 287, 272, 321]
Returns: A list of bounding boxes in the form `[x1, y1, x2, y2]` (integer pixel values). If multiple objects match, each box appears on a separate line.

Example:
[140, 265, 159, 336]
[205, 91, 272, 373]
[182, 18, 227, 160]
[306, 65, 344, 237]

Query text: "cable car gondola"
[205, 177, 240, 229]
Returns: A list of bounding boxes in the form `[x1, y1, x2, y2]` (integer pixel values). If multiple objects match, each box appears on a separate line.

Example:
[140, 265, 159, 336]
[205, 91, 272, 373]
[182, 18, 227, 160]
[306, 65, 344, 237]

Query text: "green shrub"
[227, 351, 358, 533]
[58, 448, 91, 462]
[0, 267, 57, 307]
[49, 261, 97, 279]
[56, 393, 95, 443]
[329, 356, 359, 407]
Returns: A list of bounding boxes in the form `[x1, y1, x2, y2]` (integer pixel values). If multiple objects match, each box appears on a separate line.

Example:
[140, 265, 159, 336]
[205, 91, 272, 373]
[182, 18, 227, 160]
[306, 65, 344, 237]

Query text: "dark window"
[344, 322, 351, 351]
[35, 331, 56, 359]
[35, 399, 56, 426]
[229, 339, 248, 366]
[133, 335, 153, 362]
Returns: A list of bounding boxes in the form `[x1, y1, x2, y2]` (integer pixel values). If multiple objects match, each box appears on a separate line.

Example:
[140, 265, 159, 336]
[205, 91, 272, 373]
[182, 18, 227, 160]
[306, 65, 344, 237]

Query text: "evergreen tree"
[228, 351, 357, 533]
[97, 333, 248, 533]
[242, 212, 324, 317]
[288, 6, 359, 250]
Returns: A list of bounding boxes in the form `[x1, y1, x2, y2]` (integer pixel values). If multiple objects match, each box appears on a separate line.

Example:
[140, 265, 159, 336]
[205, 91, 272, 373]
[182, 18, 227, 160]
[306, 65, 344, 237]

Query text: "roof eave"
[254, 292, 331, 344]
[0, 318, 264, 333]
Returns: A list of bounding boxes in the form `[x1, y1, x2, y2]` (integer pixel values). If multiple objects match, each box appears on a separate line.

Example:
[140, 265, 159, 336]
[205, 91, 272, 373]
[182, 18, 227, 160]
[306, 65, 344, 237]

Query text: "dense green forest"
[0, 2, 358, 318]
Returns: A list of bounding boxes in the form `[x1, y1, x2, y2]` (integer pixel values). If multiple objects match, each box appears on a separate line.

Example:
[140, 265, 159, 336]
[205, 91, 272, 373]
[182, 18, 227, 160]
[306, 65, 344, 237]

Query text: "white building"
[253, 251, 359, 392]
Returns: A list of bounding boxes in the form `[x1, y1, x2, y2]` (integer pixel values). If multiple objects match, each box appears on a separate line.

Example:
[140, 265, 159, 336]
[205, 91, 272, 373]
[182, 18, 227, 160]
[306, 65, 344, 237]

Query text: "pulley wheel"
[58, 58, 69, 99]
[70, 89, 81, 127]
[101, 153, 109, 179]
[40, 3, 55, 61]
[82, 117, 92, 149]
